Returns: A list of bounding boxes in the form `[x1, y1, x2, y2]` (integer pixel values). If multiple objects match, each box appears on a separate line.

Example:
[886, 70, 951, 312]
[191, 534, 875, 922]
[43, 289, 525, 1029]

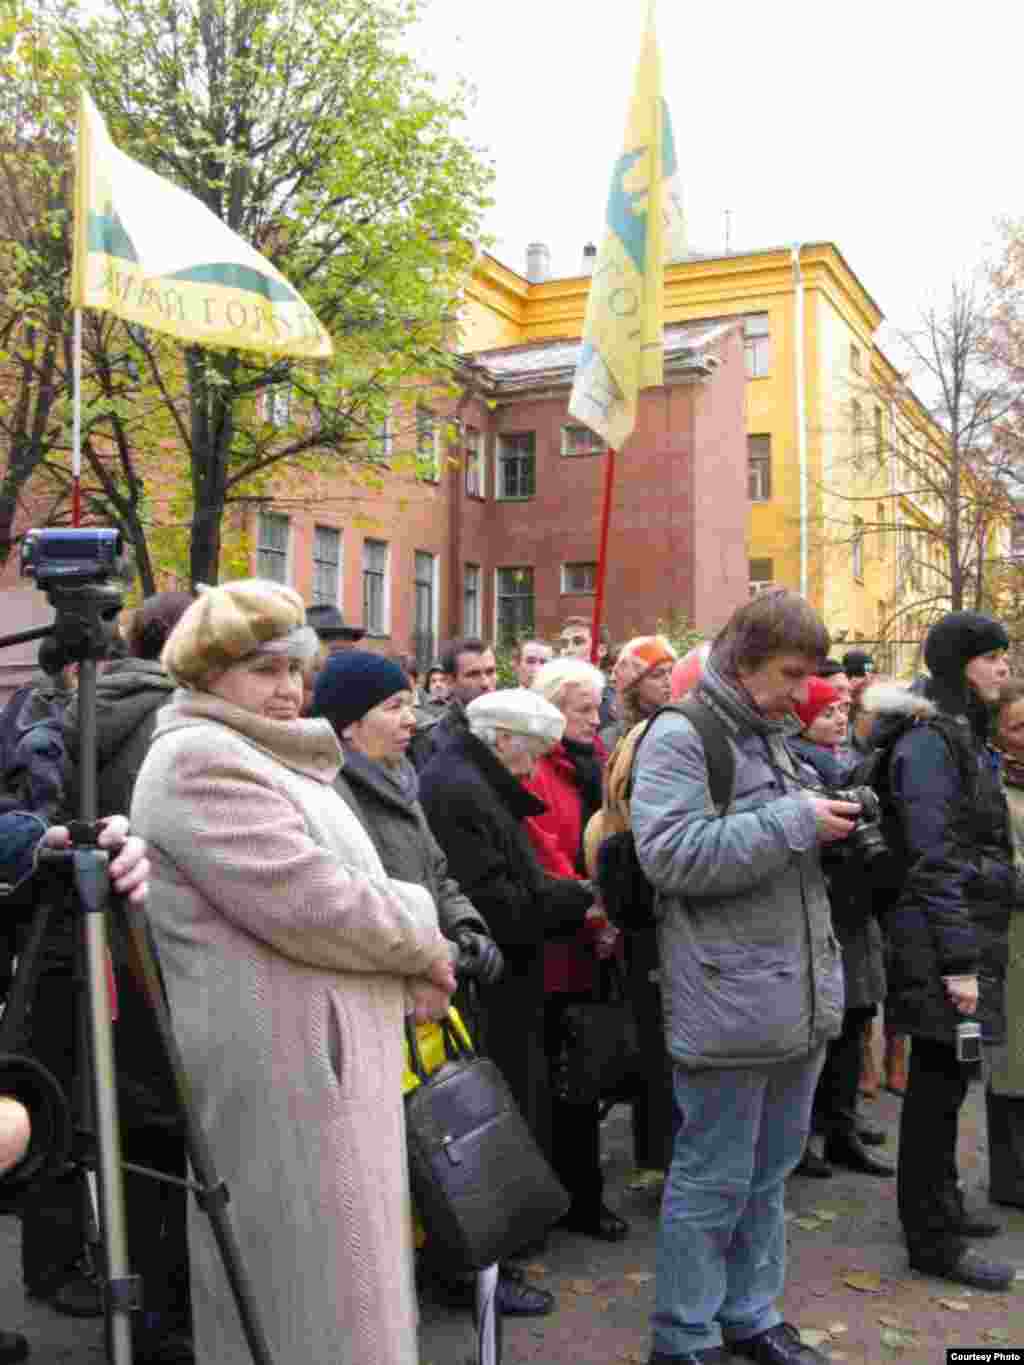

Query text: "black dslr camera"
[830, 785, 889, 866]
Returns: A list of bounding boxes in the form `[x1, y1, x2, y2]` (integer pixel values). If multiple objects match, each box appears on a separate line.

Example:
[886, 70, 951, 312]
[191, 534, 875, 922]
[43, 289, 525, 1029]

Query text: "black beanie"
[311, 650, 409, 732]
[841, 649, 874, 678]
[923, 611, 1009, 683]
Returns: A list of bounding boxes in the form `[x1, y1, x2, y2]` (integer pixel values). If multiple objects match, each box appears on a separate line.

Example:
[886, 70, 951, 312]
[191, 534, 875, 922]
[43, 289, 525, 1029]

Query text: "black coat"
[789, 736, 886, 1011]
[418, 731, 593, 1159]
[408, 699, 468, 773]
[880, 683, 1016, 1044]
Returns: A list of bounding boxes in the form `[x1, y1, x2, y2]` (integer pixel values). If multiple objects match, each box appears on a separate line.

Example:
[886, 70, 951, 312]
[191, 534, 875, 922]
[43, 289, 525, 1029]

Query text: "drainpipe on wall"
[792, 243, 809, 599]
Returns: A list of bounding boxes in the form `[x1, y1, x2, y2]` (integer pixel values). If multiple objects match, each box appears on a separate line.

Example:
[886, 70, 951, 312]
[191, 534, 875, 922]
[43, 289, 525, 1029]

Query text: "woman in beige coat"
[130, 580, 455, 1365]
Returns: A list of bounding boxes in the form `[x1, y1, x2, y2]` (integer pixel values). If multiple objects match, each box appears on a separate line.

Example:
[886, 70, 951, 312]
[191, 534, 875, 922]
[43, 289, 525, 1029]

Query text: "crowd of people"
[0, 581, 1020, 1365]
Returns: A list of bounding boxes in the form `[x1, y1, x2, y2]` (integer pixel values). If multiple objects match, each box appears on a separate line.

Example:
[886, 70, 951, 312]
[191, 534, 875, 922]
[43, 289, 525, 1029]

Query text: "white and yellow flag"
[71, 90, 333, 360]
[568, 1, 686, 449]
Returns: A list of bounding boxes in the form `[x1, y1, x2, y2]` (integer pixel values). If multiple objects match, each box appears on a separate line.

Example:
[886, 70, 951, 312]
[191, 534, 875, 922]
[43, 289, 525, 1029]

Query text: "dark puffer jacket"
[331, 747, 489, 943]
[64, 658, 175, 818]
[871, 680, 1017, 1044]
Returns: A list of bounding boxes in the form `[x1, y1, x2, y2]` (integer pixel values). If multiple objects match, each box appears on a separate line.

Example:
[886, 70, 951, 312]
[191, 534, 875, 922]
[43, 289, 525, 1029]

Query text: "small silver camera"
[955, 1020, 982, 1064]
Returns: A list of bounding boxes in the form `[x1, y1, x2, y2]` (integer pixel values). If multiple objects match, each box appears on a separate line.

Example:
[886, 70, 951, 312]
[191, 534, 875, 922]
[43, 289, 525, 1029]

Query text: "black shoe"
[730, 1321, 829, 1363]
[823, 1134, 895, 1177]
[857, 1124, 887, 1146]
[495, 1275, 554, 1317]
[0, 1331, 28, 1364]
[560, 1203, 629, 1242]
[956, 1210, 1003, 1238]
[793, 1148, 832, 1178]
[909, 1248, 1015, 1291]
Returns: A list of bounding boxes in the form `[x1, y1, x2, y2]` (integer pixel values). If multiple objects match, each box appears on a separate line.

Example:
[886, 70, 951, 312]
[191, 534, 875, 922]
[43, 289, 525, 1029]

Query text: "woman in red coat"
[526, 658, 628, 1242]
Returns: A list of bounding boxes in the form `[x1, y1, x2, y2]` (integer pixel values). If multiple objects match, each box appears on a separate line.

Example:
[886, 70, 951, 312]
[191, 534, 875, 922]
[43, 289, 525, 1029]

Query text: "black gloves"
[454, 930, 504, 986]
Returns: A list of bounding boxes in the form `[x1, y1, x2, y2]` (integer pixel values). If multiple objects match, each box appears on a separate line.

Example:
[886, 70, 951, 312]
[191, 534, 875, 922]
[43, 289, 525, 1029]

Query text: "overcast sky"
[410, 0, 1024, 354]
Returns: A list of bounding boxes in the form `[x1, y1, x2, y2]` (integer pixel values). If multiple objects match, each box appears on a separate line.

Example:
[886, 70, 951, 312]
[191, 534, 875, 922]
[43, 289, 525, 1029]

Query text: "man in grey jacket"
[632, 591, 857, 1365]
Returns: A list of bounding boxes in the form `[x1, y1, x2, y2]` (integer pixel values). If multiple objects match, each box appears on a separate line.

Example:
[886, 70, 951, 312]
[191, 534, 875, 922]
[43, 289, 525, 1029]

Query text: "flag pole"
[589, 445, 617, 666]
[71, 308, 82, 526]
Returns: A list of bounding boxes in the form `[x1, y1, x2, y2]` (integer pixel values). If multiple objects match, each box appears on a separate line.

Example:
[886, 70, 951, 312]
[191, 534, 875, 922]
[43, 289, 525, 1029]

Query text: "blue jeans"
[651, 1048, 825, 1356]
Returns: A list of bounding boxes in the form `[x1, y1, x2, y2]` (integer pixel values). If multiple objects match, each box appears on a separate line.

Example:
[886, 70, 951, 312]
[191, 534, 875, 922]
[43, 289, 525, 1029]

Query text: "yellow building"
[461, 241, 925, 662]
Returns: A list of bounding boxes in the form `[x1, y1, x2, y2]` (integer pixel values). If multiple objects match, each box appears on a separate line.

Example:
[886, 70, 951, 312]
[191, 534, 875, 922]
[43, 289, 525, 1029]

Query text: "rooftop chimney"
[526, 241, 551, 283]
[582, 242, 597, 276]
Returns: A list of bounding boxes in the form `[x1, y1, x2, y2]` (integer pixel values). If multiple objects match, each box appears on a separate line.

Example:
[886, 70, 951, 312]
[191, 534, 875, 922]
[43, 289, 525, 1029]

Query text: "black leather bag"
[404, 1014, 569, 1272]
[550, 960, 642, 1107]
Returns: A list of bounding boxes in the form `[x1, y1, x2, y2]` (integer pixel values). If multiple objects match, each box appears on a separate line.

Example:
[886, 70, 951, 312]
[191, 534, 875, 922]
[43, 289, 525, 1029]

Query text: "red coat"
[525, 741, 611, 994]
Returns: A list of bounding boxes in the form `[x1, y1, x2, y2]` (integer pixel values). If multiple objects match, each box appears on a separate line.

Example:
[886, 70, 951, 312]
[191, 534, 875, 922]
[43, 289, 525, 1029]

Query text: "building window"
[497, 433, 536, 500]
[850, 398, 863, 458]
[561, 424, 605, 457]
[312, 525, 341, 606]
[744, 315, 769, 378]
[416, 405, 442, 482]
[874, 405, 884, 457]
[495, 566, 534, 643]
[561, 562, 598, 594]
[362, 539, 389, 636]
[749, 557, 774, 598]
[463, 563, 481, 636]
[260, 384, 292, 428]
[852, 517, 864, 583]
[373, 414, 393, 458]
[850, 343, 861, 374]
[748, 435, 772, 502]
[413, 552, 437, 670]
[464, 427, 485, 498]
[256, 511, 289, 583]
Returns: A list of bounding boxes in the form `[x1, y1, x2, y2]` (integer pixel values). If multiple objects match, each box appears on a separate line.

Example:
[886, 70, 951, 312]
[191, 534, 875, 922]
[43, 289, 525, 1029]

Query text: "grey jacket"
[631, 663, 844, 1069]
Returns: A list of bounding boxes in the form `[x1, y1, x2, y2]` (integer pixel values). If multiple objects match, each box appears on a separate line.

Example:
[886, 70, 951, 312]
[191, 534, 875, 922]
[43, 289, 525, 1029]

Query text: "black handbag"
[404, 1014, 569, 1272]
[550, 959, 642, 1107]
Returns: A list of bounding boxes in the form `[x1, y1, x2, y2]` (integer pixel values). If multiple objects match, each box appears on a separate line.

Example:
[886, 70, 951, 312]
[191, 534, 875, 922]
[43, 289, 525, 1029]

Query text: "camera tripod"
[0, 580, 275, 1365]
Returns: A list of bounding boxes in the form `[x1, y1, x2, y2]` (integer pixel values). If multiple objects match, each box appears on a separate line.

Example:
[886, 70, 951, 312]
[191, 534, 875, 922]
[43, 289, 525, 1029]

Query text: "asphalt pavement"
[1, 1083, 1021, 1363]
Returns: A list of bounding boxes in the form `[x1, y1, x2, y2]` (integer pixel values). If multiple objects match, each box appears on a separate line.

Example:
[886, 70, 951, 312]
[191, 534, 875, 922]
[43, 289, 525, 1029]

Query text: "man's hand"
[943, 974, 979, 1015]
[810, 797, 861, 844]
[426, 953, 458, 996]
[455, 930, 504, 986]
[43, 816, 150, 905]
[408, 978, 453, 1024]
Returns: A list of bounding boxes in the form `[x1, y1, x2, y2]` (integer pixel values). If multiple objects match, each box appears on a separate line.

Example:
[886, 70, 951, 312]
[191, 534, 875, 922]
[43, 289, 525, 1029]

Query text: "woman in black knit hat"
[880, 611, 1018, 1291]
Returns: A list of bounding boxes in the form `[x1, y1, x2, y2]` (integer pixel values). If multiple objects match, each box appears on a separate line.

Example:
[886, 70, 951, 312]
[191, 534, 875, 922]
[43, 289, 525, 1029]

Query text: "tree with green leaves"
[2, 0, 493, 587]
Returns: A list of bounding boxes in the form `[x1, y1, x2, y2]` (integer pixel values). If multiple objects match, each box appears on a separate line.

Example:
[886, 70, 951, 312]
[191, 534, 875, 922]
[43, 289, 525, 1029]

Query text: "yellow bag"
[403, 1007, 473, 1249]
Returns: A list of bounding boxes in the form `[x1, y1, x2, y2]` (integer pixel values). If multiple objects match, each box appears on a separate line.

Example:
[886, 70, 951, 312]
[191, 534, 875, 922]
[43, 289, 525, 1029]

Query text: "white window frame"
[374, 413, 393, 458]
[496, 433, 536, 501]
[416, 405, 442, 483]
[464, 427, 486, 498]
[256, 510, 290, 583]
[463, 563, 482, 636]
[852, 517, 865, 583]
[311, 525, 341, 607]
[362, 538, 390, 636]
[748, 435, 771, 502]
[561, 562, 598, 595]
[413, 551, 439, 667]
[261, 384, 292, 428]
[744, 314, 770, 379]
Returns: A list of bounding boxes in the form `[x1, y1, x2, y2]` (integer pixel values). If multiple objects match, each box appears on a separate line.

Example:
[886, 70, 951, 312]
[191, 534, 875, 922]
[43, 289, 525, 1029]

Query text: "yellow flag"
[568, 1, 685, 449]
[71, 90, 332, 360]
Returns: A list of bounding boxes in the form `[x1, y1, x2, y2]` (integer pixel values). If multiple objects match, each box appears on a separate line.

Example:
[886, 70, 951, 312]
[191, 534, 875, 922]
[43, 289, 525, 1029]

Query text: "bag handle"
[404, 1009, 475, 1085]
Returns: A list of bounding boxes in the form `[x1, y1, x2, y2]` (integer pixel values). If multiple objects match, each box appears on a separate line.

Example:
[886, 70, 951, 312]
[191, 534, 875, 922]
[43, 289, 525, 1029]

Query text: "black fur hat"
[924, 611, 1009, 683]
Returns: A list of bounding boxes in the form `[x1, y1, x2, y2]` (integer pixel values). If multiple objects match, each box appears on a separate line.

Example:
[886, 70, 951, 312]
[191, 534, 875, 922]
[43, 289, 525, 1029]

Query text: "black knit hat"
[306, 603, 366, 642]
[311, 650, 409, 732]
[841, 649, 874, 678]
[923, 611, 1009, 683]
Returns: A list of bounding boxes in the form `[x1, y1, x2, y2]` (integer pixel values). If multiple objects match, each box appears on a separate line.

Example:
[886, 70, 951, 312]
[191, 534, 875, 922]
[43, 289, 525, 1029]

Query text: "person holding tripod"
[130, 581, 456, 1365]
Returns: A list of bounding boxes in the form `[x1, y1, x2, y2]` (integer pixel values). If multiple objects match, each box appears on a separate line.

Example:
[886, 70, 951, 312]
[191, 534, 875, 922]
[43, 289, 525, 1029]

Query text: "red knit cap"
[794, 676, 840, 731]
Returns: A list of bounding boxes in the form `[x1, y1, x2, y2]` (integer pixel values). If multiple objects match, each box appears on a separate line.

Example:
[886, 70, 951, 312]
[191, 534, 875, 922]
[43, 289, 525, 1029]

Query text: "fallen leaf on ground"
[626, 1169, 664, 1190]
[567, 1279, 596, 1295]
[812, 1208, 840, 1222]
[985, 1328, 1010, 1343]
[843, 1270, 882, 1293]
[618, 1353, 645, 1364]
[826, 1321, 848, 1334]
[522, 1263, 547, 1276]
[798, 1329, 830, 1348]
[593, 1296, 613, 1312]
[936, 1298, 971, 1312]
[828, 1355, 848, 1362]
[877, 1316, 903, 1328]
[624, 1272, 654, 1286]
[880, 1325, 917, 1350]
[792, 1216, 823, 1232]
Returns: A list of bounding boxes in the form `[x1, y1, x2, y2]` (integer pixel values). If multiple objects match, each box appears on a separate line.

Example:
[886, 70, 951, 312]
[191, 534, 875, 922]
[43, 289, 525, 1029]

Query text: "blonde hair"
[162, 578, 307, 687]
[531, 657, 606, 710]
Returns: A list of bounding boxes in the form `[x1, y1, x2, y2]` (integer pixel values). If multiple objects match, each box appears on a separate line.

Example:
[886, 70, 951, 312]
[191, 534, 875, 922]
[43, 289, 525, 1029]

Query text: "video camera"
[21, 528, 124, 589]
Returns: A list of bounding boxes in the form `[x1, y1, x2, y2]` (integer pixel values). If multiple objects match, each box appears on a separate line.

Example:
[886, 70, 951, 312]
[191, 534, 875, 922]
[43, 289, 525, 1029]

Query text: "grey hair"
[531, 657, 606, 710]
[468, 722, 547, 759]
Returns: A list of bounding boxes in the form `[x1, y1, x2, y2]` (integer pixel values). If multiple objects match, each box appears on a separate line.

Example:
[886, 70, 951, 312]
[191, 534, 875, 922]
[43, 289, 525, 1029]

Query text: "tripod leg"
[119, 904, 277, 1365]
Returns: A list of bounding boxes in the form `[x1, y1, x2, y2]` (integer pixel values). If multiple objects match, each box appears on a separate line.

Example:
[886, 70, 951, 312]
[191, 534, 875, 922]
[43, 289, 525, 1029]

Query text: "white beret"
[467, 688, 566, 746]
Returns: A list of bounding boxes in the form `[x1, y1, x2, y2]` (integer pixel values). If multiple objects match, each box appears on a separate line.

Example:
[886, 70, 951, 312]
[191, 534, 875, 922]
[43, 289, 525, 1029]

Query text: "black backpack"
[594, 699, 735, 930]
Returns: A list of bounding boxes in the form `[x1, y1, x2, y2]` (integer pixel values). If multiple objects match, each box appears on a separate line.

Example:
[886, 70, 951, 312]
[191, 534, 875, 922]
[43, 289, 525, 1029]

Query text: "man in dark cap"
[873, 611, 1017, 1291]
[306, 603, 366, 657]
